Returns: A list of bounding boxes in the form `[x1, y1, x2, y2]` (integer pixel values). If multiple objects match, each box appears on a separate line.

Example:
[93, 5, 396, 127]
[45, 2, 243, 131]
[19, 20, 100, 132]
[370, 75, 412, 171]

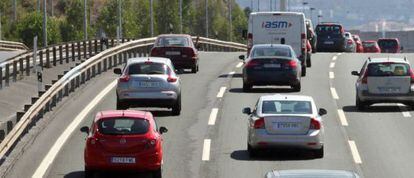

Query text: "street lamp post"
[257, 0, 260, 12]
[150, 0, 154, 37]
[310, 7, 315, 26]
[84, 0, 88, 40]
[317, 15, 323, 24]
[43, 0, 47, 47]
[229, 0, 232, 41]
[118, 0, 123, 38]
[205, 0, 209, 37]
[270, 0, 272, 11]
[179, 0, 183, 34]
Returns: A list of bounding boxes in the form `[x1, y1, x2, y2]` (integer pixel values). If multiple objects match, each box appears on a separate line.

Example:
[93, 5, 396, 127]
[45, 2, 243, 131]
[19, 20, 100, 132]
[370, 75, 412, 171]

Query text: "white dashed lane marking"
[337, 109, 349, 126]
[330, 87, 339, 99]
[332, 56, 337, 61]
[398, 104, 411, 117]
[208, 108, 219, 125]
[348, 140, 363, 164]
[330, 62, 336, 68]
[202, 139, 211, 161]
[216, 87, 227, 98]
[329, 72, 335, 79]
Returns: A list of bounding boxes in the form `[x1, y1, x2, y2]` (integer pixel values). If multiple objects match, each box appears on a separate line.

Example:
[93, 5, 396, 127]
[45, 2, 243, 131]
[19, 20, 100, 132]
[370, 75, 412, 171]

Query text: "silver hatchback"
[114, 57, 181, 115]
[352, 57, 414, 110]
[242, 94, 327, 158]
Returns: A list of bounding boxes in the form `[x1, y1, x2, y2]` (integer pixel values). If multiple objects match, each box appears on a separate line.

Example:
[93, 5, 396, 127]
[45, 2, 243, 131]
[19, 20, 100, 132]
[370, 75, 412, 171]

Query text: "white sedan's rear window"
[262, 100, 312, 114]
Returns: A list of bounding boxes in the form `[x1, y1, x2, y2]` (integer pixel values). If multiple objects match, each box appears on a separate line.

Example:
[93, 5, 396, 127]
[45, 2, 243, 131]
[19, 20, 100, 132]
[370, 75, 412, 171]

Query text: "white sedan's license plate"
[111, 157, 136, 164]
[275, 122, 299, 129]
[324, 41, 334, 45]
[264, 64, 281, 68]
[166, 51, 181, 55]
[136, 82, 160, 88]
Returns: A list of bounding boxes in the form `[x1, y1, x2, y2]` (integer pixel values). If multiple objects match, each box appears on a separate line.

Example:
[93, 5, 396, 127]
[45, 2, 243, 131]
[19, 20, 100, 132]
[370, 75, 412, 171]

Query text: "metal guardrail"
[0, 38, 133, 89]
[0, 41, 29, 51]
[0, 36, 246, 162]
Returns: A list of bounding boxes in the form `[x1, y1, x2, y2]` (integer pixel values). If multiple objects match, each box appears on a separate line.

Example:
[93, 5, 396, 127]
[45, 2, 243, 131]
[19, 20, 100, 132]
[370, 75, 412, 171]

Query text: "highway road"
[3, 52, 414, 178]
[0, 51, 24, 63]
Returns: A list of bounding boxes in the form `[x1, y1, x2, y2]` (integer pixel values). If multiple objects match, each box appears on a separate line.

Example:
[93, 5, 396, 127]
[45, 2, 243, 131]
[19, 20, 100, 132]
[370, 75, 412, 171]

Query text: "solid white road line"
[216, 87, 227, 98]
[330, 87, 339, 99]
[329, 62, 336, 68]
[337, 109, 349, 126]
[398, 104, 411, 117]
[228, 71, 235, 76]
[202, 139, 211, 161]
[332, 56, 338, 61]
[208, 108, 219, 125]
[32, 80, 117, 178]
[236, 62, 243, 68]
[329, 72, 335, 79]
[348, 140, 362, 164]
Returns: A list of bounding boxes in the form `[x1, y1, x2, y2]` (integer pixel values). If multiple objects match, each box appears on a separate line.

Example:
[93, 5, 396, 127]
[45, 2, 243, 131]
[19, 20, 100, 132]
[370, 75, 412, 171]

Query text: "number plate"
[166, 51, 181, 55]
[135, 81, 160, 88]
[111, 157, 136, 164]
[324, 41, 334, 45]
[274, 122, 299, 129]
[264, 64, 281, 68]
[377, 87, 401, 92]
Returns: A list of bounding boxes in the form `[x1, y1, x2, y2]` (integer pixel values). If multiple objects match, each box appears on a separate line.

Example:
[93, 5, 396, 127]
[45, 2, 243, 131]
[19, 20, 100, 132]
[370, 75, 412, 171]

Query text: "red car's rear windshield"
[367, 63, 409, 76]
[127, 63, 168, 75]
[98, 118, 149, 135]
[155, 36, 189, 47]
[378, 39, 398, 49]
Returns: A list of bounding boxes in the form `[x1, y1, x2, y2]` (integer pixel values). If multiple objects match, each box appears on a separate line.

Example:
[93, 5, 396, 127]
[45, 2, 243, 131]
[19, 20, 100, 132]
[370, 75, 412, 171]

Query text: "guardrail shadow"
[229, 87, 296, 94]
[64, 171, 152, 178]
[218, 73, 242, 78]
[342, 105, 406, 113]
[231, 149, 317, 161]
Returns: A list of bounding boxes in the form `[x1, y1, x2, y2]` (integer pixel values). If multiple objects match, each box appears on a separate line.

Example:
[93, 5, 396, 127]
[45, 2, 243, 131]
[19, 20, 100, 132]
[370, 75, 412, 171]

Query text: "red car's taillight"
[145, 139, 157, 149]
[119, 75, 130, 82]
[254, 117, 265, 129]
[361, 72, 368, 84]
[309, 118, 321, 130]
[183, 47, 196, 58]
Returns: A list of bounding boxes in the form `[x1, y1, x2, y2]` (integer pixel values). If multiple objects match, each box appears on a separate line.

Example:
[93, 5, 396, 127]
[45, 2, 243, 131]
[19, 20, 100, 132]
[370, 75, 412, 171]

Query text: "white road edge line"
[228, 71, 235, 76]
[202, 139, 211, 161]
[32, 80, 117, 178]
[329, 62, 336, 68]
[330, 87, 339, 99]
[236, 62, 243, 68]
[216, 87, 227, 98]
[348, 140, 363, 164]
[208, 108, 219, 125]
[329, 72, 335, 79]
[332, 56, 337, 61]
[337, 109, 349, 126]
[398, 104, 411, 117]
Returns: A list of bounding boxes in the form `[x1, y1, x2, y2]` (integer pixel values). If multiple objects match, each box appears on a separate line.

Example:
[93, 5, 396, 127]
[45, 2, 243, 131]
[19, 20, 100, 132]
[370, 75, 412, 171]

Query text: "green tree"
[156, 0, 179, 34]
[17, 12, 62, 47]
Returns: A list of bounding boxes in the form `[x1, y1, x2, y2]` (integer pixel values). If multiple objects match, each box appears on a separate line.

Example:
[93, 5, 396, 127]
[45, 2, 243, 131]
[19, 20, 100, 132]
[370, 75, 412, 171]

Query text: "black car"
[315, 23, 346, 52]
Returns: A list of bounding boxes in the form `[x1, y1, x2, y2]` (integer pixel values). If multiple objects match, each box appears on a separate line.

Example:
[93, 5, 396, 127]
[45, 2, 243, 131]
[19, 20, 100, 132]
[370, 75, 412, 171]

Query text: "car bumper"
[248, 129, 323, 150]
[244, 72, 300, 86]
[358, 90, 414, 103]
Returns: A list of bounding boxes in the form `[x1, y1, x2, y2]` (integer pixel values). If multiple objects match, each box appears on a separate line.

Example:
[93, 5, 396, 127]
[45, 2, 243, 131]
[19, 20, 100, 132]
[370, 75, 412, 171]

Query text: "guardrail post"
[87, 68, 91, 81]
[75, 75, 80, 88]
[25, 56, 30, 76]
[77, 42, 81, 61]
[103, 58, 108, 71]
[122, 38, 125, 43]
[39, 51, 43, 68]
[110, 39, 114, 47]
[65, 44, 69, 63]
[124, 52, 127, 63]
[0, 67, 3, 89]
[94, 39, 98, 54]
[100, 40, 103, 52]
[118, 53, 122, 65]
[88, 40, 92, 58]
[46, 49, 50, 68]
[59, 45, 63, 64]
[53, 47, 57, 66]
[12, 61, 17, 82]
[5, 64, 9, 86]
[19, 58, 24, 78]
[70, 79, 75, 92]
[98, 62, 102, 74]
[71, 43, 75, 61]
[108, 56, 113, 68]
[83, 41, 87, 59]
[92, 65, 96, 77]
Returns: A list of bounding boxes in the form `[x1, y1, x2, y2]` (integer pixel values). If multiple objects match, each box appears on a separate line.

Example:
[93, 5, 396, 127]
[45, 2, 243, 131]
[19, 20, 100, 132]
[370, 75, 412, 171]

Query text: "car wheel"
[301, 65, 306, 77]
[152, 168, 162, 178]
[356, 96, 365, 111]
[84, 168, 95, 178]
[172, 96, 181, 116]
[313, 146, 324, 158]
[248, 144, 258, 158]
[243, 82, 252, 92]
[292, 82, 301, 92]
[116, 96, 129, 110]
[306, 54, 311, 67]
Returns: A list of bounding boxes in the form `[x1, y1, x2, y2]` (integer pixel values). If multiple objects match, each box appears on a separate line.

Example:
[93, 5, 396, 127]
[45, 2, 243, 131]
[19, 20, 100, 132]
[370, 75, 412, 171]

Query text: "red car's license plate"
[110, 157, 136, 164]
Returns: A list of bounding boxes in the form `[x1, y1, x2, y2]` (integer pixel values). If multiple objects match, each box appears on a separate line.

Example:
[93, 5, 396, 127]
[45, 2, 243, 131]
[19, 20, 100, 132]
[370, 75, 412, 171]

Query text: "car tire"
[356, 96, 365, 111]
[84, 168, 95, 178]
[248, 144, 258, 158]
[243, 82, 252, 92]
[301, 65, 306, 77]
[152, 168, 162, 178]
[306, 54, 311, 67]
[313, 146, 324, 158]
[172, 96, 181, 116]
[116, 96, 129, 110]
[292, 82, 301, 92]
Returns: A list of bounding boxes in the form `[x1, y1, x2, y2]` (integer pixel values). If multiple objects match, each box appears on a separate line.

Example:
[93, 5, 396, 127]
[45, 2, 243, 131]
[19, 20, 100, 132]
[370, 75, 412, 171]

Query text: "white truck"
[246, 12, 308, 76]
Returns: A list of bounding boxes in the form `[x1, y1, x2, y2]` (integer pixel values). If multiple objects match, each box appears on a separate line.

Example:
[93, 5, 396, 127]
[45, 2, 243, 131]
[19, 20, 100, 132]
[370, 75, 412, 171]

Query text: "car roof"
[260, 94, 314, 102]
[252, 44, 292, 49]
[95, 110, 152, 122]
[250, 11, 304, 16]
[362, 40, 376, 43]
[157, 34, 191, 38]
[127, 57, 172, 66]
[266, 169, 359, 178]
[367, 57, 409, 64]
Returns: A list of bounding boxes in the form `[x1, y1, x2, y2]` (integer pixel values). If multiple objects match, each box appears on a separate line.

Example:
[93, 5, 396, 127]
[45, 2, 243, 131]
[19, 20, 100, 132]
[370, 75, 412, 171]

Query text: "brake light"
[254, 117, 265, 129]
[309, 118, 321, 130]
[285, 60, 297, 69]
[184, 47, 196, 58]
[347, 39, 353, 45]
[167, 76, 177, 83]
[119, 75, 130, 82]
[245, 60, 260, 68]
[145, 139, 157, 149]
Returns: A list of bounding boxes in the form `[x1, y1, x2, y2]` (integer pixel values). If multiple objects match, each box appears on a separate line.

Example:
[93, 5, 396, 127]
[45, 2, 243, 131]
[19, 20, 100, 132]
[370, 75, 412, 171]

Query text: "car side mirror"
[242, 29, 248, 39]
[351, 71, 360, 76]
[80, 126, 90, 135]
[113, 68, 122, 75]
[242, 107, 252, 115]
[318, 108, 327, 116]
[239, 55, 245, 60]
[159, 126, 168, 134]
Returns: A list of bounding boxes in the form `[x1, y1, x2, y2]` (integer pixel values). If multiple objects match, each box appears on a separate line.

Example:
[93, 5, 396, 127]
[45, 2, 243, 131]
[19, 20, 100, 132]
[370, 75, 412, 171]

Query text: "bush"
[17, 12, 62, 47]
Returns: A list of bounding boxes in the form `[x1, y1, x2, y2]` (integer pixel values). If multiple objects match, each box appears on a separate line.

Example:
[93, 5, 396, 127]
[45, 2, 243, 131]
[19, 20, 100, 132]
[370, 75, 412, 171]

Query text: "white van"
[247, 12, 308, 76]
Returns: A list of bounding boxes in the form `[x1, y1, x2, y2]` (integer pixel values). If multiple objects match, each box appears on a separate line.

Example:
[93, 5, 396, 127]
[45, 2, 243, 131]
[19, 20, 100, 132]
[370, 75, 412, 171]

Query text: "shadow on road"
[229, 87, 296, 94]
[64, 171, 152, 178]
[230, 149, 317, 161]
[218, 73, 242, 78]
[126, 108, 174, 117]
[342, 105, 408, 113]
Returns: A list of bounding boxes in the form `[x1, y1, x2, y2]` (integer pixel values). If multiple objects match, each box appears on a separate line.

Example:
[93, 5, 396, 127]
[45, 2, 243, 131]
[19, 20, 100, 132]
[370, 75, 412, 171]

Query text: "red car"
[362, 40, 381, 53]
[377, 38, 402, 53]
[150, 34, 199, 73]
[81, 110, 168, 178]
[352, 35, 364, 53]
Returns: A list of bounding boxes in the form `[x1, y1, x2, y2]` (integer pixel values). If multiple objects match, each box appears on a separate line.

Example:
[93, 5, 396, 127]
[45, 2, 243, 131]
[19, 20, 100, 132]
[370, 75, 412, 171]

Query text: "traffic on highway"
[1, 0, 414, 178]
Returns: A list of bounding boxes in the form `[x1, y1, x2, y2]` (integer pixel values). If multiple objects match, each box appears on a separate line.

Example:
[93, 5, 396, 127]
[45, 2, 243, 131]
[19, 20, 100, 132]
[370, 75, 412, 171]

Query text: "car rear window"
[262, 100, 312, 114]
[251, 47, 292, 58]
[98, 118, 149, 135]
[316, 25, 343, 36]
[155, 37, 189, 47]
[378, 40, 398, 49]
[367, 63, 410, 76]
[362, 42, 377, 47]
[128, 62, 168, 75]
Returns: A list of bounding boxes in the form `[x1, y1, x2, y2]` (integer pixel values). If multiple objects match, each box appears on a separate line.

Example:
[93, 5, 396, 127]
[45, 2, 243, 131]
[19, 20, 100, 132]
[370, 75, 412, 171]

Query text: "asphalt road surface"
[4, 52, 414, 178]
[0, 51, 24, 63]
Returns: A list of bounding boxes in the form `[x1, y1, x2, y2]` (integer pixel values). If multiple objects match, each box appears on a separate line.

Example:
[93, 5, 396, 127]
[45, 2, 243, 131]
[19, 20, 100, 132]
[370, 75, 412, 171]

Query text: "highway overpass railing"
[0, 36, 246, 163]
[0, 41, 29, 51]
